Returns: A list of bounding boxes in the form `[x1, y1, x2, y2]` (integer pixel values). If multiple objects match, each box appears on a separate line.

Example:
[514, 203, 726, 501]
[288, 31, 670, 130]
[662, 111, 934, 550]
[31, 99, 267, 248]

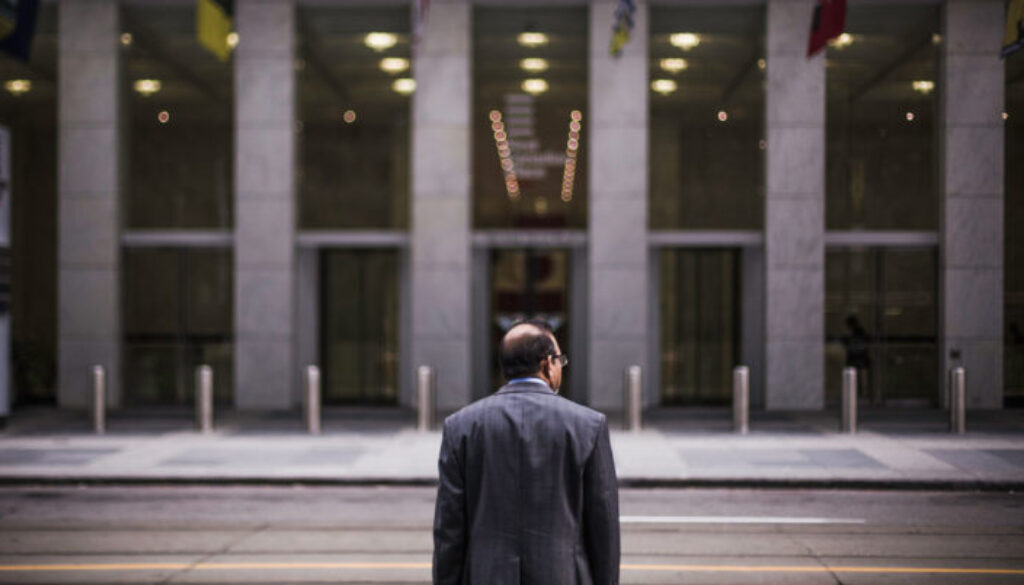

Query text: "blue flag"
[609, 0, 635, 57]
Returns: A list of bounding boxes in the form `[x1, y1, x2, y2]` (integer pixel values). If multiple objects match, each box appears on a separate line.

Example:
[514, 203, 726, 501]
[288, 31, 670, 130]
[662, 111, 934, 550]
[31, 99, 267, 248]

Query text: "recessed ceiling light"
[912, 80, 934, 94]
[650, 79, 677, 95]
[227, 32, 239, 49]
[4, 79, 31, 96]
[365, 32, 397, 52]
[133, 79, 161, 96]
[520, 58, 549, 73]
[829, 33, 853, 49]
[669, 33, 700, 51]
[660, 58, 688, 73]
[522, 78, 549, 95]
[380, 57, 409, 74]
[392, 78, 416, 95]
[517, 31, 548, 48]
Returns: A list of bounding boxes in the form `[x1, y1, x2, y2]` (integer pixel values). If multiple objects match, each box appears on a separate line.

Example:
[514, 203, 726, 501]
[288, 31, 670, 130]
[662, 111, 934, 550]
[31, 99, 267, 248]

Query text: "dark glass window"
[123, 4, 233, 229]
[298, 7, 410, 230]
[1006, 51, 1024, 405]
[473, 8, 587, 229]
[649, 6, 765, 230]
[825, 5, 940, 230]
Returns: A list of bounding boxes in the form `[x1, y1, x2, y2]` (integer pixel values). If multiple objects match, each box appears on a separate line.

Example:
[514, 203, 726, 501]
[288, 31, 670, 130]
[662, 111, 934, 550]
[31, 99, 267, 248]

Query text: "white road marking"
[620, 515, 866, 524]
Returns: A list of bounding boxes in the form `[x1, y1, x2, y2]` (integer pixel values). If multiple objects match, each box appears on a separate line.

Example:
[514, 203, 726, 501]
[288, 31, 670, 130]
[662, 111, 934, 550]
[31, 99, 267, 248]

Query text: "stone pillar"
[234, 0, 296, 409]
[411, 0, 471, 411]
[764, 0, 825, 410]
[58, 1, 121, 408]
[588, 1, 648, 412]
[940, 0, 1004, 408]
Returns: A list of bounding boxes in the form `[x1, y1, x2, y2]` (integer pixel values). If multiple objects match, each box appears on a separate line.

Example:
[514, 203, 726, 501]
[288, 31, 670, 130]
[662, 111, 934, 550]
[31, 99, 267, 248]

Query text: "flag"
[609, 0, 635, 57]
[1003, 0, 1024, 58]
[807, 0, 846, 58]
[197, 0, 233, 62]
[0, 0, 40, 62]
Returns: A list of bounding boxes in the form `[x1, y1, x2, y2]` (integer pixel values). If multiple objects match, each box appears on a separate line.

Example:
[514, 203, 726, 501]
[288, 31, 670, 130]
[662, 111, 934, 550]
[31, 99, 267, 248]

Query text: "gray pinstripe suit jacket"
[432, 380, 620, 585]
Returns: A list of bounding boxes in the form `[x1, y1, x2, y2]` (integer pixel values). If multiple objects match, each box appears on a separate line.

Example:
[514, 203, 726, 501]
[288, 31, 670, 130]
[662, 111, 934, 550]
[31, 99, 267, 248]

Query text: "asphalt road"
[0, 485, 1021, 584]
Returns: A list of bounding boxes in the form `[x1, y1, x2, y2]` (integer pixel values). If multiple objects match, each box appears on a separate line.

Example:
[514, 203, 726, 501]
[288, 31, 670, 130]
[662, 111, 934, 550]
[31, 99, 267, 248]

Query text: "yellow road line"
[0, 562, 1022, 575]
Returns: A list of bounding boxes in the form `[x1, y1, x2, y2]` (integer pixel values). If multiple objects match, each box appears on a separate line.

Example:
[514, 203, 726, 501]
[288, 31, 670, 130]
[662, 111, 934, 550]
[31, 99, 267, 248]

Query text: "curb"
[0, 476, 1020, 492]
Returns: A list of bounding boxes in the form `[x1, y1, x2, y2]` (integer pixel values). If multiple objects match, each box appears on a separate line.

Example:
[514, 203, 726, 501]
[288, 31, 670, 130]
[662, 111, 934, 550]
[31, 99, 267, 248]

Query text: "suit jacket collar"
[496, 380, 556, 395]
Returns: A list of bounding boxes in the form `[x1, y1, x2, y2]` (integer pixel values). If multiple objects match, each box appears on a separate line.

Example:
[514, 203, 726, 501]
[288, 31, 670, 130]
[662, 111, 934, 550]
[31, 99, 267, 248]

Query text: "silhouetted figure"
[843, 315, 872, 403]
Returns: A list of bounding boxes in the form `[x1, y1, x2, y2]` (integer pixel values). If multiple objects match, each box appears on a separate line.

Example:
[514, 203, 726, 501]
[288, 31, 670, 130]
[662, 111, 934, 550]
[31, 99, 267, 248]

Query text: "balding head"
[499, 319, 557, 380]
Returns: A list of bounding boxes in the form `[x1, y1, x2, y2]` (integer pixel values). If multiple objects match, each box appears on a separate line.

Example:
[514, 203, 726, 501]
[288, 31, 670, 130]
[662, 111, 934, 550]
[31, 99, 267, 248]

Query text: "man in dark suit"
[433, 320, 620, 585]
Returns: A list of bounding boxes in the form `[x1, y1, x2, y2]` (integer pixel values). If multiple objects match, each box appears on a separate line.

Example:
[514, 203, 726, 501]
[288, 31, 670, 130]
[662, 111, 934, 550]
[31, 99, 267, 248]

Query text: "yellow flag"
[1004, 0, 1024, 58]
[197, 0, 232, 62]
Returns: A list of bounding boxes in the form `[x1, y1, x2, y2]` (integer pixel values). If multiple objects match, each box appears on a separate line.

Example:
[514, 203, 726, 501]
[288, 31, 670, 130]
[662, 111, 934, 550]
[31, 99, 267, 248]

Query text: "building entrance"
[825, 247, 938, 407]
[659, 248, 741, 406]
[485, 248, 574, 399]
[319, 249, 400, 405]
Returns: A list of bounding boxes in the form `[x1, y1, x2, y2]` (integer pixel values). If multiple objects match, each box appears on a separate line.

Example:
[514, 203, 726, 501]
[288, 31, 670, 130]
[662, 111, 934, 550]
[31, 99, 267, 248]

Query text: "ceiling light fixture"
[829, 33, 853, 49]
[651, 79, 677, 95]
[522, 78, 548, 95]
[392, 78, 416, 95]
[669, 33, 700, 51]
[517, 31, 548, 48]
[133, 79, 162, 96]
[912, 80, 934, 94]
[380, 57, 410, 74]
[660, 58, 688, 73]
[4, 79, 31, 96]
[520, 58, 549, 73]
[365, 32, 397, 52]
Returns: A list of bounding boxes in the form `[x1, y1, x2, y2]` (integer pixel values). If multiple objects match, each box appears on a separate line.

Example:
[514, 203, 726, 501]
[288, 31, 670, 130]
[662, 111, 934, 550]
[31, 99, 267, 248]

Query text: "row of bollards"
[90, 362, 970, 436]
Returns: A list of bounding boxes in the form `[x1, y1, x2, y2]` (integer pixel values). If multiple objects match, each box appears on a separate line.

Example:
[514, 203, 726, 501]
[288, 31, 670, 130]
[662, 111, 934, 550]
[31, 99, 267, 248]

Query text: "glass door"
[488, 249, 572, 398]
[320, 249, 399, 404]
[825, 247, 938, 406]
[659, 249, 741, 405]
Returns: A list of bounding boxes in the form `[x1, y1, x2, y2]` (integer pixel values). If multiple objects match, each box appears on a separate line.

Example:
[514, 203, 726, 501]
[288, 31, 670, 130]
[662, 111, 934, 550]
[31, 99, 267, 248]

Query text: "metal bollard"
[950, 366, 966, 434]
[195, 365, 213, 433]
[306, 365, 321, 435]
[841, 367, 857, 433]
[732, 366, 749, 435]
[417, 365, 435, 432]
[623, 366, 642, 432]
[92, 365, 106, 435]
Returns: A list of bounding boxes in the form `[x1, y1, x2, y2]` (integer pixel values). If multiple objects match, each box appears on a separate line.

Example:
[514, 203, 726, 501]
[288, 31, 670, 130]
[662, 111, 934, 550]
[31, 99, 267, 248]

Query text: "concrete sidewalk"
[1, 407, 1023, 489]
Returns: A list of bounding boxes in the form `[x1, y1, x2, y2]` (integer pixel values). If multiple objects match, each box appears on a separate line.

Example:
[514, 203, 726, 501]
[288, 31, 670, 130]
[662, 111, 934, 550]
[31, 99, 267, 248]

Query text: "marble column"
[588, 1, 649, 412]
[410, 0, 472, 412]
[57, 1, 121, 408]
[234, 0, 296, 409]
[940, 0, 1004, 408]
[764, 0, 825, 410]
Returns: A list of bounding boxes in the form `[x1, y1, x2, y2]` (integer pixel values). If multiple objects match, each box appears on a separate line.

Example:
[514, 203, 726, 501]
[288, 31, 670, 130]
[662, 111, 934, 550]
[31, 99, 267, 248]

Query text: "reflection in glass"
[320, 250, 399, 404]
[825, 248, 937, 406]
[489, 249, 571, 397]
[660, 249, 739, 405]
[1, 4, 57, 404]
[124, 4, 233, 229]
[1006, 52, 1024, 405]
[826, 5, 939, 230]
[649, 6, 765, 230]
[298, 7, 410, 230]
[124, 249, 233, 405]
[474, 8, 587, 229]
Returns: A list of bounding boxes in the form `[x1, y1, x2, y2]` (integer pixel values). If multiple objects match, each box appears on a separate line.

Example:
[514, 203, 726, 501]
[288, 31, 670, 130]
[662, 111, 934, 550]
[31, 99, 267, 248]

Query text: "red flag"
[807, 0, 846, 58]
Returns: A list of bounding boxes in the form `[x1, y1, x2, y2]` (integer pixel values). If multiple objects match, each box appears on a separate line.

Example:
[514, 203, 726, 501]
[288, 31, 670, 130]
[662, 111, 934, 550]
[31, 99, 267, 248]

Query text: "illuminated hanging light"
[659, 58, 688, 73]
[392, 78, 416, 95]
[226, 32, 239, 49]
[343, 109, 357, 124]
[758, 58, 766, 70]
[905, 112, 915, 122]
[717, 110, 728, 122]
[912, 80, 935, 95]
[517, 31, 548, 48]
[489, 110, 520, 200]
[365, 32, 397, 52]
[521, 78, 548, 95]
[829, 33, 853, 49]
[651, 79, 677, 95]
[520, 58, 549, 73]
[4, 79, 30, 96]
[561, 110, 582, 202]
[669, 33, 700, 50]
[157, 110, 170, 124]
[133, 79, 162, 96]
[380, 57, 410, 74]
[120, 33, 133, 46]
